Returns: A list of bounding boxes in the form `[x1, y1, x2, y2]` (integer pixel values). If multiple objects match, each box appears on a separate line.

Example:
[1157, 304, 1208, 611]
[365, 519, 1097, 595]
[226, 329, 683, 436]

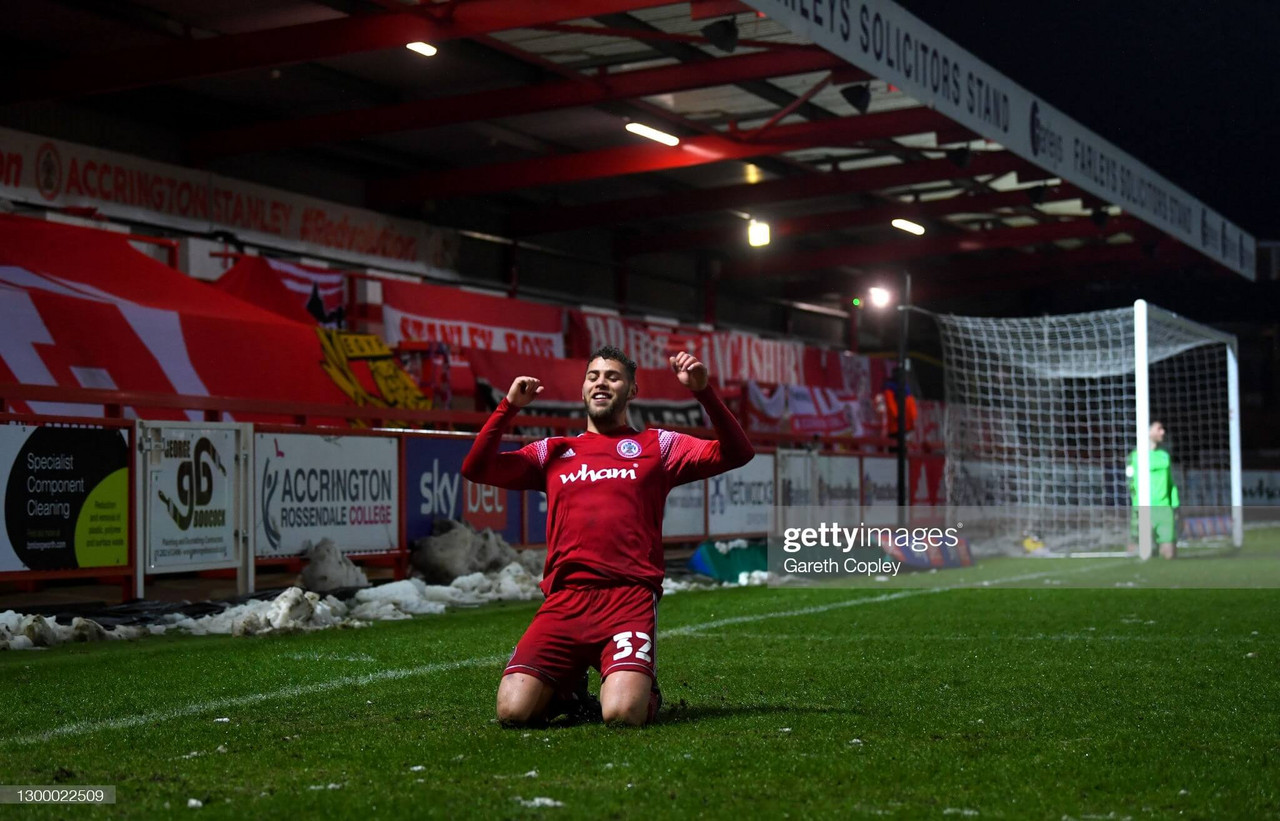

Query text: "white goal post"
[936, 300, 1242, 558]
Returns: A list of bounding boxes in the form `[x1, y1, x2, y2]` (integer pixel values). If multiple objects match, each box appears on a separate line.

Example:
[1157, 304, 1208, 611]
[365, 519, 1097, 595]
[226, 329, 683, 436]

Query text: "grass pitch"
[3, 541, 1279, 819]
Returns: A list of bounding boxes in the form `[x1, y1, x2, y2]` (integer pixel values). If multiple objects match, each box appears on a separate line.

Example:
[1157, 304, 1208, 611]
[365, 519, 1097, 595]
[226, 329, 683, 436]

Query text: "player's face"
[1150, 422, 1165, 444]
[583, 357, 633, 422]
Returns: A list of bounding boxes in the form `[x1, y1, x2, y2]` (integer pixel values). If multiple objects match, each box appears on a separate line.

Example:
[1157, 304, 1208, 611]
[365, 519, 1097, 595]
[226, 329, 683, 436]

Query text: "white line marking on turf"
[7, 562, 1111, 746]
[7, 655, 504, 747]
[665, 563, 1113, 637]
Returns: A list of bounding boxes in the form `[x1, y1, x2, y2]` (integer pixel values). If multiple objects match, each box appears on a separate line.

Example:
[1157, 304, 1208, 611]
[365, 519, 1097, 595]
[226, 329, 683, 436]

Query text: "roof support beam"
[916, 244, 1209, 301]
[2, 0, 678, 103]
[188, 47, 849, 160]
[725, 216, 1147, 277]
[618, 182, 1085, 256]
[510, 148, 1026, 236]
[369, 107, 959, 205]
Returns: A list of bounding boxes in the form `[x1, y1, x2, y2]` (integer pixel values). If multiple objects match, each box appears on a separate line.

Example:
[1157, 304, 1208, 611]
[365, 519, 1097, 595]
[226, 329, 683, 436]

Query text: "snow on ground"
[0, 521, 770, 651]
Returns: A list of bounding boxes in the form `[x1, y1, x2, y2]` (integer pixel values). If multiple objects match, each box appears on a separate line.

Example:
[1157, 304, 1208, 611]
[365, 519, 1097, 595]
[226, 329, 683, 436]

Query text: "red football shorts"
[504, 583, 658, 686]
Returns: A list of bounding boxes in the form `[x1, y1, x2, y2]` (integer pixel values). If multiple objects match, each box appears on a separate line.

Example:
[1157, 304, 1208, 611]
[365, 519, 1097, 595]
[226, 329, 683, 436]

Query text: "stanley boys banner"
[0, 424, 129, 572]
[381, 279, 565, 358]
[0, 217, 422, 420]
[0, 125, 458, 273]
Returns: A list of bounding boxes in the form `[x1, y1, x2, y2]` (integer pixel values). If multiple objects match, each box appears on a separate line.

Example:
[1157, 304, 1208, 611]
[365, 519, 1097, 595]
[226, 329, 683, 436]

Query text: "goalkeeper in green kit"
[1126, 420, 1179, 559]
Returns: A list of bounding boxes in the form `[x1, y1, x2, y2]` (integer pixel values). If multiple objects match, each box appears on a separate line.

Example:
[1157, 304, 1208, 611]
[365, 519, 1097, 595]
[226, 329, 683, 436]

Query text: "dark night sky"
[894, 0, 1279, 240]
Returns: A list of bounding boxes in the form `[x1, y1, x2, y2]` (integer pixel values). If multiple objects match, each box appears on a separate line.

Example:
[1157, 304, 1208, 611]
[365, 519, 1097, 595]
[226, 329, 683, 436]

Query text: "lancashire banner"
[0, 125, 459, 273]
[568, 310, 805, 387]
[382, 280, 564, 357]
[0, 216, 423, 421]
[0, 424, 129, 572]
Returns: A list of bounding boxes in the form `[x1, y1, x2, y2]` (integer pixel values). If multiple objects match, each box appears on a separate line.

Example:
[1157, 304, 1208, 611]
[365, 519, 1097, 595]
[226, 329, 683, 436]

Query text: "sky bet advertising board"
[406, 436, 524, 545]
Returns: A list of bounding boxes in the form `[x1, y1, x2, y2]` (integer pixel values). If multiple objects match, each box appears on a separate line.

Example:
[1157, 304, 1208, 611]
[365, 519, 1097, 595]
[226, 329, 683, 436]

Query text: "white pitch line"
[7, 562, 1111, 746]
[665, 563, 1113, 636]
[7, 655, 504, 747]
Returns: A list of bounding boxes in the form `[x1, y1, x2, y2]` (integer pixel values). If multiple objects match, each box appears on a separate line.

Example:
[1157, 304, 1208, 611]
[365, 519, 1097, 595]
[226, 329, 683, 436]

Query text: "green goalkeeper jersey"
[1126, 448, 1179, 507]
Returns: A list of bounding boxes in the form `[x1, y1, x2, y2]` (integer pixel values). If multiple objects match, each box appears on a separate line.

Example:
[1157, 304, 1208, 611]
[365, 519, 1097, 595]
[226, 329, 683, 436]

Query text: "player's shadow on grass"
[656, 703, 856, 724]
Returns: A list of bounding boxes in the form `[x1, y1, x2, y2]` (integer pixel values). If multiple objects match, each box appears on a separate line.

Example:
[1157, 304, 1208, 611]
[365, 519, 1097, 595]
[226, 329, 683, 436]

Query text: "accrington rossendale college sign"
[743, 0, 1256, 279]
[0, 126, 458, 275]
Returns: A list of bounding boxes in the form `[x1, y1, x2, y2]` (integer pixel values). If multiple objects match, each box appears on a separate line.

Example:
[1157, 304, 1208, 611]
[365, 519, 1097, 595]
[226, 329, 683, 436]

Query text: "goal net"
[936, 300, 1242, 558]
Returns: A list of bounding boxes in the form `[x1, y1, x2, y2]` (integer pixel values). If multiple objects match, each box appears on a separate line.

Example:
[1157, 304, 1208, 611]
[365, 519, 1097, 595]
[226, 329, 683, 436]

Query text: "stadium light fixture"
[625, 122, 680, 147]
[747, 219, 771, 247]
[405, 42, 438, 57]
[868, 286, 892, 308]
[891, 218, 926, 236]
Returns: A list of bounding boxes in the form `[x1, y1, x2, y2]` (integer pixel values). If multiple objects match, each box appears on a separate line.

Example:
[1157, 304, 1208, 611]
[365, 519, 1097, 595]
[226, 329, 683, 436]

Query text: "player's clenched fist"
[669, 351, 709, 392]
[507, 376, 544, 408]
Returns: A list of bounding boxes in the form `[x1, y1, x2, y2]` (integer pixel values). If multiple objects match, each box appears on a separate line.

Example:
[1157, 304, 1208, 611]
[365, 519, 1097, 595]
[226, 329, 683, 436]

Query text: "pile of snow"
[2, 519, 778, 650]
[1, 560, 546, 650]
[411, 520, 544, 583]
[661, 569, 771, 595]
[352, 561, 542, 617]
[713, 538, 751, 555]
[0, 610, 147, 650]
[299, 539, 369, 592]
[166, 587, 349, 637]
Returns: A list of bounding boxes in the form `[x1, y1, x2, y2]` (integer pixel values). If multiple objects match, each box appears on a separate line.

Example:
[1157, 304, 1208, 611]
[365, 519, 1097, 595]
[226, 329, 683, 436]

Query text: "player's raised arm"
[661, 351, 754, 484]
[461, 376, 547, 490]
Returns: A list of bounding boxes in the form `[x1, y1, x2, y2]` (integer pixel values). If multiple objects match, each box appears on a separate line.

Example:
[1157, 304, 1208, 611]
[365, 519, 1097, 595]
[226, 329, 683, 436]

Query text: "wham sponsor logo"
[558, 463, 637, 485]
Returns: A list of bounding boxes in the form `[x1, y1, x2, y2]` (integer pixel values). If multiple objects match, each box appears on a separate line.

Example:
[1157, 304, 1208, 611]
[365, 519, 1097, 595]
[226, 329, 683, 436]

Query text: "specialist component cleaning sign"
[0, 425, 129, 572]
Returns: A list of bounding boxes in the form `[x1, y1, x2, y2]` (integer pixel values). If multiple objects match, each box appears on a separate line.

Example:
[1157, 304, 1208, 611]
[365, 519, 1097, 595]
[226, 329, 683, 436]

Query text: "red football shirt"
[462, 387, 753, 595]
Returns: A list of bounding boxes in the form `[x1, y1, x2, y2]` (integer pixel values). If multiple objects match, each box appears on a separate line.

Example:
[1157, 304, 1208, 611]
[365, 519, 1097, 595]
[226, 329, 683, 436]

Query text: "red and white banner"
[0, 125, 458, 273]
[744, 381, 787, 432]
[0, 216, 403, 420]
[744, 377, 877, 437]
[786, 385, 855, 434]
[214, 257, 345, 326]
[382, 280, 564, 358]
[568, 310, 804, 386]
